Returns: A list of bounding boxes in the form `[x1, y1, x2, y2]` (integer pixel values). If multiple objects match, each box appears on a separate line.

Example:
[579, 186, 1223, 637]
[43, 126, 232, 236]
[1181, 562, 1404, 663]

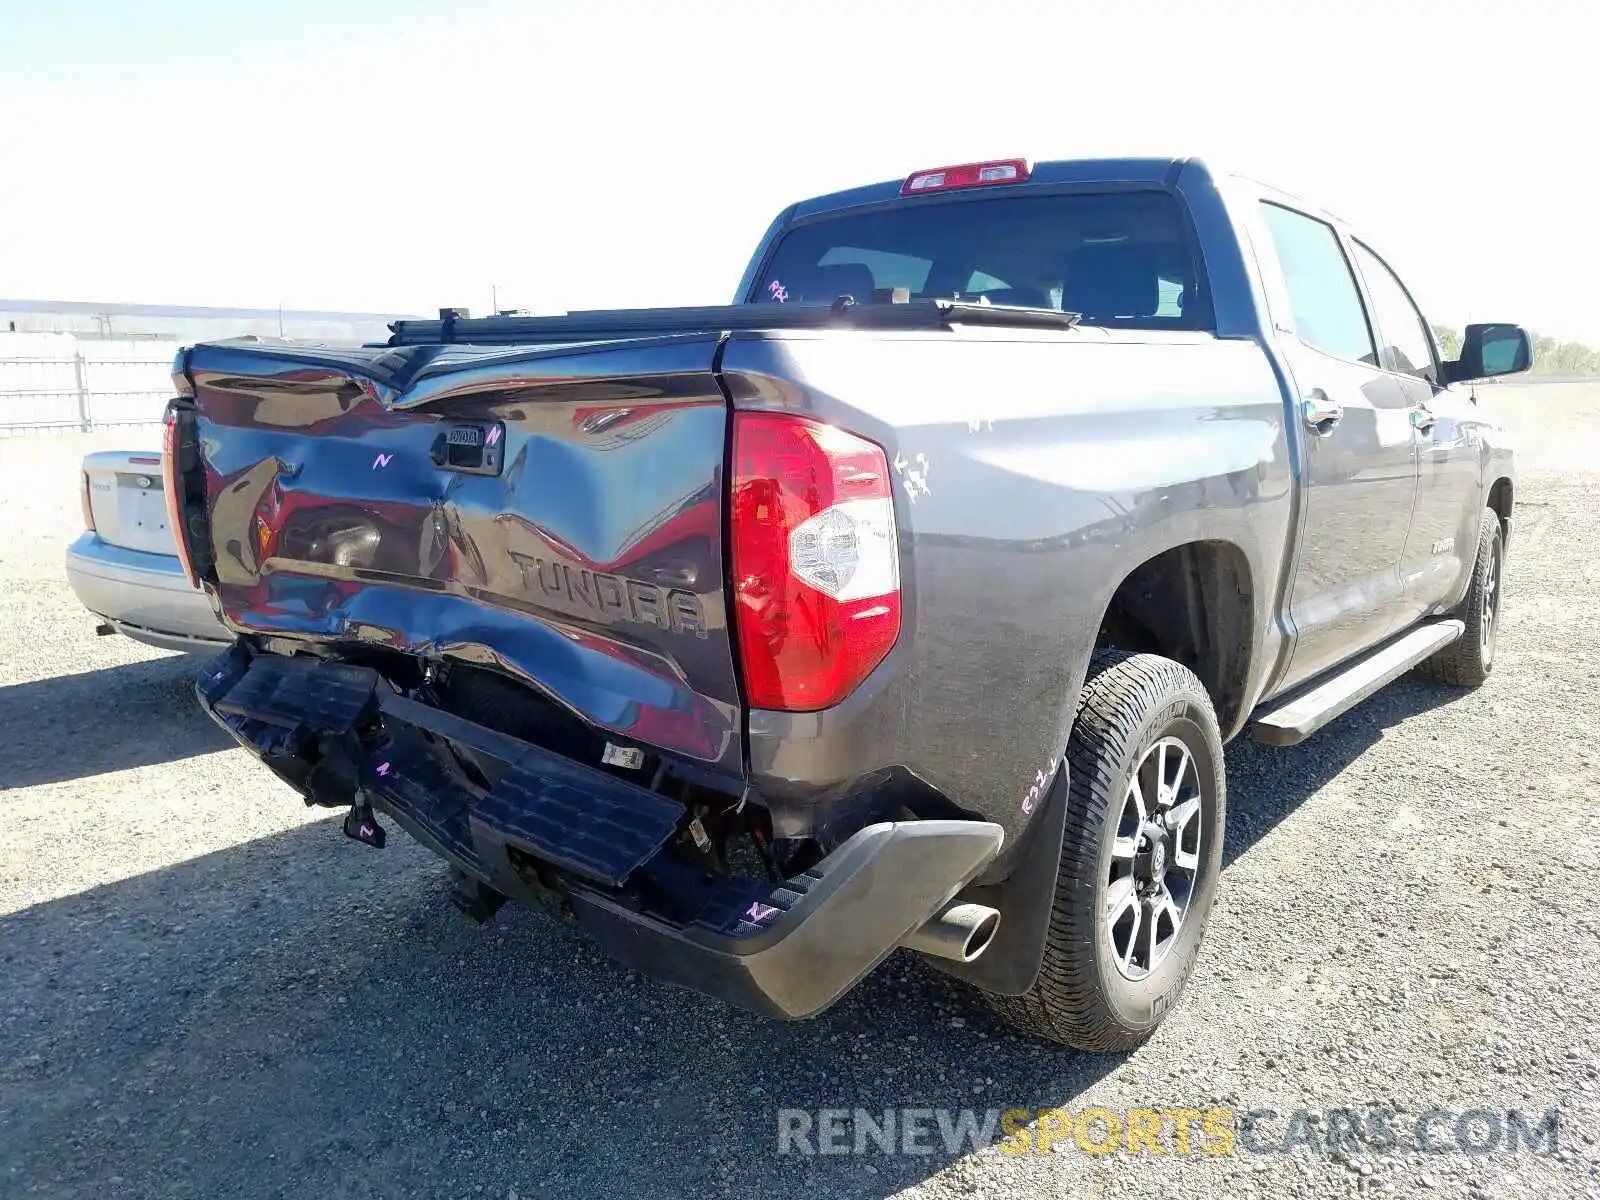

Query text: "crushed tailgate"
[182, 334, 741, 770]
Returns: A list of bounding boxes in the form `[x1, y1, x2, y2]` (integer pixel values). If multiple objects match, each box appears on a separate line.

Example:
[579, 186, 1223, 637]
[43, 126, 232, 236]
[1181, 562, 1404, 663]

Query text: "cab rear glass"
[753, 190, 1211, 331]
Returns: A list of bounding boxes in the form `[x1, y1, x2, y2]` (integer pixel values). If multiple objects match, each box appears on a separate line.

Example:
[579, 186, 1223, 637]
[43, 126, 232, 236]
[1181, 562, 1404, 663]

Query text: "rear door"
[1255, 200, 1420, 689]
[1349, 239, 1484, 617]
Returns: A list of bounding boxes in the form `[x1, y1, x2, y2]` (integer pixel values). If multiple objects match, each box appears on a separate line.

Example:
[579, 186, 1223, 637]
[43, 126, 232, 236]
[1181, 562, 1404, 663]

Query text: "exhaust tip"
[903, 902, 1002, 963]
[960, 907, 1001, 961]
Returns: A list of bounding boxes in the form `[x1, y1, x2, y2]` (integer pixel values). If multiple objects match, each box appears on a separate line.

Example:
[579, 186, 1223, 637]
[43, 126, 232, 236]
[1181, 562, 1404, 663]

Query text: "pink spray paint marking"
[485, 425, 502, 446]
[1021, 766, 1050, 814]
[767, 280, 789, 304]
[375, 761, 391, 776]
[372, 453, 394, 469]
[745, 901, 780, 923]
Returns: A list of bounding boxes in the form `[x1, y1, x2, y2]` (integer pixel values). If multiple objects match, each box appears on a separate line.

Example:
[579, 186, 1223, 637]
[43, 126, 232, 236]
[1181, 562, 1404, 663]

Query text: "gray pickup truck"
[167, 156, 1529, 1050]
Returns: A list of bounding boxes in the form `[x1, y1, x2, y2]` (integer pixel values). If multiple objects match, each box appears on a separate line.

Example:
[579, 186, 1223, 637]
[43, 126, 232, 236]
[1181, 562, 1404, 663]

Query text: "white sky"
[1, 0, 1594, 342]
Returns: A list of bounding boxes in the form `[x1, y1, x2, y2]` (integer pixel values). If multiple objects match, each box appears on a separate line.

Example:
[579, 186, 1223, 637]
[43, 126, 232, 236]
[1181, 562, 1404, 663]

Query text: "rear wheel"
[1417, 507, 1503, 688]
[984, 650, 1225, 1051]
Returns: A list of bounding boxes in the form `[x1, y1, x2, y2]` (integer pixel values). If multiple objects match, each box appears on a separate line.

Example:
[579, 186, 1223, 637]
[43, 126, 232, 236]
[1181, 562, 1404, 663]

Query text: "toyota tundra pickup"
[167, 157, 1529, 1049]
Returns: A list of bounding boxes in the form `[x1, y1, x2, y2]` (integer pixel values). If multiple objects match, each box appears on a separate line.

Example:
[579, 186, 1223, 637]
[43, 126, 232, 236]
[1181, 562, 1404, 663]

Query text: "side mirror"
[1444, 322, 1532, 384]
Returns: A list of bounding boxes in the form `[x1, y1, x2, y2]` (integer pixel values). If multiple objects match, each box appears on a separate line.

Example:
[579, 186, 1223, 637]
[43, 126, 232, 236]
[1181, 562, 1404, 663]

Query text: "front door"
[1349, 239, 1485, 618]
[1257, 202, 1421, 690]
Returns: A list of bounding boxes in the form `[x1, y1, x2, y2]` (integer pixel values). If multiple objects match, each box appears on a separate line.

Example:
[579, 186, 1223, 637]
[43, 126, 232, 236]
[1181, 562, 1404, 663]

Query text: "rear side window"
[1259, 203, 1377, 366]
[1352, 241, 1437, 382]
[753, 191, 1210, 330]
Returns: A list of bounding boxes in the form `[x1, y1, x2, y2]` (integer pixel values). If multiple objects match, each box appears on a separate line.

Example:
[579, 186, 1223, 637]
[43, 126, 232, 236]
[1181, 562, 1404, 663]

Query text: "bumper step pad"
[637, 852, 825, 938]
[212, 653, 379, 733]
[473, 751, 685, 888]
[363, 726, 483, 874]
[200, 646, 684, 890]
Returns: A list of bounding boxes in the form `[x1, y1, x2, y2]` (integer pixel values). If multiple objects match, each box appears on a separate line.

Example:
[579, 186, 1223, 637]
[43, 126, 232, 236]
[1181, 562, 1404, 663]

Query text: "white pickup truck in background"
[65, 449, 228, 652]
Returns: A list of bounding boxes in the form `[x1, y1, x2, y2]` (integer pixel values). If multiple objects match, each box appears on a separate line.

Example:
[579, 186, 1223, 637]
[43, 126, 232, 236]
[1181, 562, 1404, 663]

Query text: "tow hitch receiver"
[448, 870, 508, 923]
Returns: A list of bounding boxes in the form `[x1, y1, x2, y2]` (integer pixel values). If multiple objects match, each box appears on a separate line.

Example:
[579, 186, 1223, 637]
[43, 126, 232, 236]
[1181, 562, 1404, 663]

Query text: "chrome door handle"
[1409, 405, 1437, 433]
[1302, 391, 1344, 435]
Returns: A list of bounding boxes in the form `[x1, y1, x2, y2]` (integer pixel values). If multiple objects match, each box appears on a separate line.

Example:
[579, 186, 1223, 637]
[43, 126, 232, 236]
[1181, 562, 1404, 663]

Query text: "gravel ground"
[2, 387, 1599, 1199]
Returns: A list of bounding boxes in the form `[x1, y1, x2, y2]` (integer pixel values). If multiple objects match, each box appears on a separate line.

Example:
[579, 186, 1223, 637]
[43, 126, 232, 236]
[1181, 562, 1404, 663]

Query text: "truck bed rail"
[387, 299, 1080, 347]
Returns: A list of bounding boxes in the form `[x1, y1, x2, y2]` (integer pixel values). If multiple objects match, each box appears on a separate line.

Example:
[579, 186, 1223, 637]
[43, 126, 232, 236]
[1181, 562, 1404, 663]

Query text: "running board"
[1249, 620, 1465, 746]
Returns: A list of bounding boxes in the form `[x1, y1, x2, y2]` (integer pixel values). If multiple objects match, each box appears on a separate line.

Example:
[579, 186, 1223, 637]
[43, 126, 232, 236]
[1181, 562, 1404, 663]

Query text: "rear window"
[752, 190, 1209, 329]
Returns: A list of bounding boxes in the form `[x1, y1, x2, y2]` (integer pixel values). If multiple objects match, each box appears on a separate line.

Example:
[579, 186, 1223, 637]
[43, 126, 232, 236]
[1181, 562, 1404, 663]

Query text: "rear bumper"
[65, 533, 230, 652]
[568, 819, 1003, 1018]
[195, 644, 1004, 1019]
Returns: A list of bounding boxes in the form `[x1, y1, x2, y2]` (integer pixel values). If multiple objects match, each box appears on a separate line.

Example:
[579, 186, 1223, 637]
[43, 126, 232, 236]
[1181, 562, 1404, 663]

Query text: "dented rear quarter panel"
[724, 327, 1294, 855]
[187, 335, 745, 771]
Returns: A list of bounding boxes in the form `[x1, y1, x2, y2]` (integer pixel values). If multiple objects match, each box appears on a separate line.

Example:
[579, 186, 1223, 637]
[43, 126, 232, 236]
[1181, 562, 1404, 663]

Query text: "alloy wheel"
[1105, 735, 1205, 981]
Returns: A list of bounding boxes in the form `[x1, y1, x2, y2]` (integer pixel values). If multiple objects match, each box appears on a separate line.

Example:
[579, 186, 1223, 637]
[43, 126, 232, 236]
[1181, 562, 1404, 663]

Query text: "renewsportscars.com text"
[776, 1106, 1561, 1158]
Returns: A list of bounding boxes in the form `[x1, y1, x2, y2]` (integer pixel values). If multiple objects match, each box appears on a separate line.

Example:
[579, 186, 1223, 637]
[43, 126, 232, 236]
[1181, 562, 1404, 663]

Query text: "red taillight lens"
[730, 413, 901, 712]
[80, 470, 95, 532]
[163, 408, 200, 589]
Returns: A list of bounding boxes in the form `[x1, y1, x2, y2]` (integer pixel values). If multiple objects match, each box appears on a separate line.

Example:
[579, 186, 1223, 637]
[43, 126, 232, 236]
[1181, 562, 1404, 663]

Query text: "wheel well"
[1488, 477, 1513, 538]
[1094, 541, 1254, 733]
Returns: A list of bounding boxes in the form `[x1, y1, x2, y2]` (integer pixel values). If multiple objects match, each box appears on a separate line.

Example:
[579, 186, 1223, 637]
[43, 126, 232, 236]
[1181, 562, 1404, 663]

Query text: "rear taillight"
[730, 413, 901, 712]
[79, 470, 95, 532]
[163, 407, 200, 589]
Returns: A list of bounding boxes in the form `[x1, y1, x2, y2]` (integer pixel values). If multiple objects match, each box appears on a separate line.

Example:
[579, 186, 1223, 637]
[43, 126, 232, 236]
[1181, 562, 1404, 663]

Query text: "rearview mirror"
[1445, 322, 1532, 383]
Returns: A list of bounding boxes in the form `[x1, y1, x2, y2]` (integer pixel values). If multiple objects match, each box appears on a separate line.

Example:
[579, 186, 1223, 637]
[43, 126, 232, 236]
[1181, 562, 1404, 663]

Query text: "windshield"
[752, 190, 1209, 330]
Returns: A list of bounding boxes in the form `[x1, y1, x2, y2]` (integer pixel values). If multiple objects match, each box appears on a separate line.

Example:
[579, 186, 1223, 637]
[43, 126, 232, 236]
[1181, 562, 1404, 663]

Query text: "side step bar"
[1249, 619, 1464, 746]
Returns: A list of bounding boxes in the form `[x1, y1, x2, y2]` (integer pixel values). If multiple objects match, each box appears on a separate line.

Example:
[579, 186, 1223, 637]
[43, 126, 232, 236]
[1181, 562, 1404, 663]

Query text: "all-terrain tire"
[1416, 507, 1503, 688]
[984, 650, 1226, 1051]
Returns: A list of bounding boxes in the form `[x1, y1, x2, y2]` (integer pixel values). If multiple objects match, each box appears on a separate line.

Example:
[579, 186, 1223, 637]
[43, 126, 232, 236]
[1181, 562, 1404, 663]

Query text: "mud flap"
[918, 760, 1069, 995]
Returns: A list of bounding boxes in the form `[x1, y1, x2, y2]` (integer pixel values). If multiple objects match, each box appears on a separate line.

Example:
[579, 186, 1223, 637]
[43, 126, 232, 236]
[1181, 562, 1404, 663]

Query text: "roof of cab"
[789, 157, 1207, 220]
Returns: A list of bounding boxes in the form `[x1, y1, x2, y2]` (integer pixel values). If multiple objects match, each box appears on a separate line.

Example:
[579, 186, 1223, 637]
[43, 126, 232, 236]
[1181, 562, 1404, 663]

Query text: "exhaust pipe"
[903, 902, 1001, 963]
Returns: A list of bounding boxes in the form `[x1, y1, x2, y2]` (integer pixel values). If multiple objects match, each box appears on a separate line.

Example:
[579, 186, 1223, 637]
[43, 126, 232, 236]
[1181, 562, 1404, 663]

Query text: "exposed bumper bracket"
[196, 644, 1006, 1019]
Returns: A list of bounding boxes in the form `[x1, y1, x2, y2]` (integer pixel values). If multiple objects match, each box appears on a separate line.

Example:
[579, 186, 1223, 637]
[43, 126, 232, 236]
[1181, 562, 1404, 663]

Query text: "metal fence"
[0, 337, 174, 436]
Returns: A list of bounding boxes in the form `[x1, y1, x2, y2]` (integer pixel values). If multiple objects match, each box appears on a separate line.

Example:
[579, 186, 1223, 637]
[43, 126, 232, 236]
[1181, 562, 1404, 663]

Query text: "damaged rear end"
[167, 331, 1002, 1017]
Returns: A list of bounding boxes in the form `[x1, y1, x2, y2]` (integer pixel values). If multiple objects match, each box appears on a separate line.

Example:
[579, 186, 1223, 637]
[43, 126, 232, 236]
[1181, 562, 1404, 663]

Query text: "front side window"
[1352, 242, 1437, 381]
[753, 191, 1210, 329]
[1259, 203, 1377, 366]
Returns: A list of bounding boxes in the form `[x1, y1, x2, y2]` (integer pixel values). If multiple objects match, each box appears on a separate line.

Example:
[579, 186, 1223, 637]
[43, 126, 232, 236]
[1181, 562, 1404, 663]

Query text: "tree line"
[1431, 324, 1600, 377]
